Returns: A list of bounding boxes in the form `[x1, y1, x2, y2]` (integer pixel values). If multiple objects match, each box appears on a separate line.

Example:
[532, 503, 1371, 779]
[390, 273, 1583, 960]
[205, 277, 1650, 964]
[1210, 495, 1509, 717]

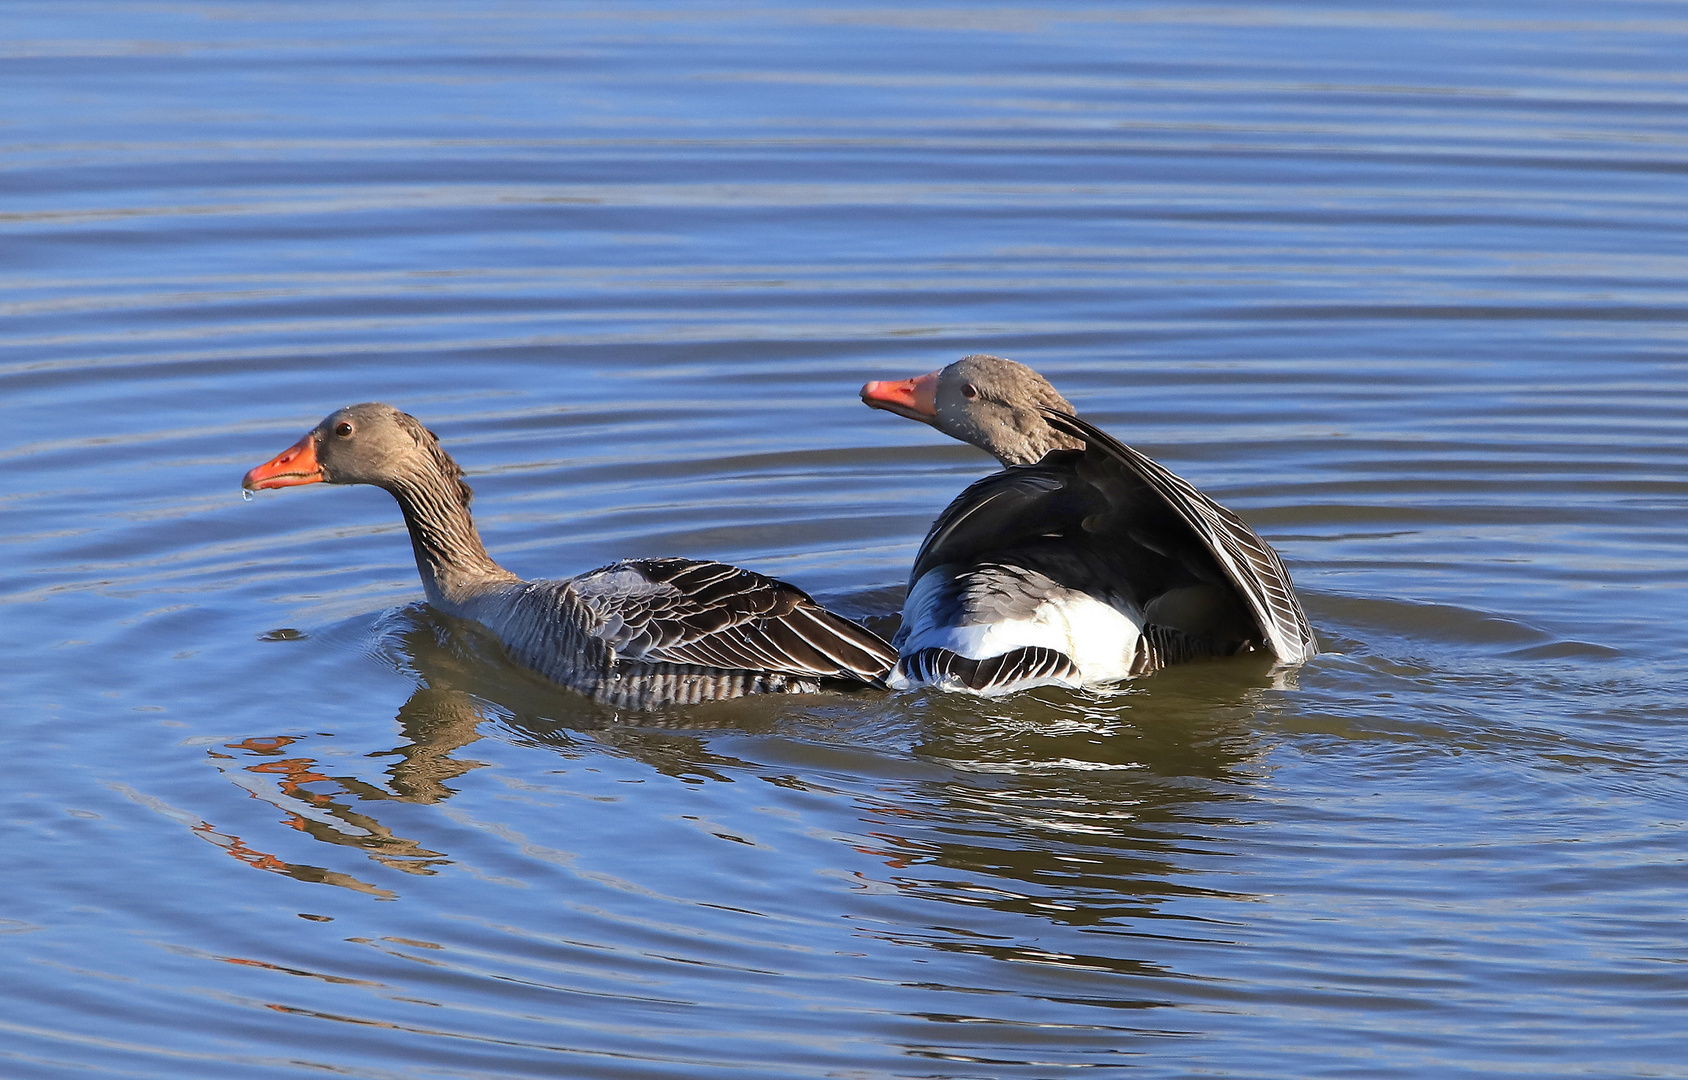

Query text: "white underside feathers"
[892, 568, 1143, 693]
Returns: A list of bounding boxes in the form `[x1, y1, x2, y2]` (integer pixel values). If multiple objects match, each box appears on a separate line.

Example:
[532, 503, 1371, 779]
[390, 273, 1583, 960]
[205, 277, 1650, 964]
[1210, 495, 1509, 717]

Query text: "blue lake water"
[3, 2, 1687, 1076]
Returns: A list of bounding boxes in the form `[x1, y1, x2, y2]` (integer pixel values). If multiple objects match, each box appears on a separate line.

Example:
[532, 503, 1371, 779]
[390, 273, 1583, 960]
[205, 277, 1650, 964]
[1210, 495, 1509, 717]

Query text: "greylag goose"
[861, 355, 1315, 695]
[242, 403, 897, 710]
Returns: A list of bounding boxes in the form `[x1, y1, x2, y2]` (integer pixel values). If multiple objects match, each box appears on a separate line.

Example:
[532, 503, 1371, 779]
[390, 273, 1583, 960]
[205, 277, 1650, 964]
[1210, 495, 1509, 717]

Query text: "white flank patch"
[897, 570, 1142, 688]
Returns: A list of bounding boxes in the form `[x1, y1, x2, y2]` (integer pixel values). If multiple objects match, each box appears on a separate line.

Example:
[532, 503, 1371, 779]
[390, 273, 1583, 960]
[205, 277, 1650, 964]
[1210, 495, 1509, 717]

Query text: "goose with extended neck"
[861, 354, 1315, 695]
[243, 403, 896, 710]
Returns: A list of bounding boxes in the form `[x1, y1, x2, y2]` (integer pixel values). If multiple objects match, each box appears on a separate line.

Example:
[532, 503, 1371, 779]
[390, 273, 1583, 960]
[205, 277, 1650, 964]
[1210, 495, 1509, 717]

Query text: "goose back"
[1041, 410, 1316, 665]
[479, 558, 897, 710]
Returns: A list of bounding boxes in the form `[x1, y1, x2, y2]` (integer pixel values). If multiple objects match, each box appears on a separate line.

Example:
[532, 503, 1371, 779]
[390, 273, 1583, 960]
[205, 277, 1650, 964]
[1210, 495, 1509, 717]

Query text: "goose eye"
[960, 383, 979, 400]
[334, 421, 354, 438]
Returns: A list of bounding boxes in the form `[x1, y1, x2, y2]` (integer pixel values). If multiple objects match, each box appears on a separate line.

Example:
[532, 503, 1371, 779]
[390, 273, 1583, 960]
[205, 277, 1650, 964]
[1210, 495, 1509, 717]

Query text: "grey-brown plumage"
[243, 403, 896, 710]
[862, 356, 1314, 693]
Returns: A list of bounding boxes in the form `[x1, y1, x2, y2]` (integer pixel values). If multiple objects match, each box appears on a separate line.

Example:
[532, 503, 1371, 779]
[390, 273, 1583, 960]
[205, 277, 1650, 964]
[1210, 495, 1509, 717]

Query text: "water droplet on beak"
[241, 489, 253, 502]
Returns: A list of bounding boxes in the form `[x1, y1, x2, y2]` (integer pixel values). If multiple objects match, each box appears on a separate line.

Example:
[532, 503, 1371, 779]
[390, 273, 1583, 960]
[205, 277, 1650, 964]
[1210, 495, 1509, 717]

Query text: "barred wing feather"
[571, 557, 897, 682]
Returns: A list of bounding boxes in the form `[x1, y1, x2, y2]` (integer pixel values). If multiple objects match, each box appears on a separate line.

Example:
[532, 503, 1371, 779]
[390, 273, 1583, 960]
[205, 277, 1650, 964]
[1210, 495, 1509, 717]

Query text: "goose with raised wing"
[243, 403, 897, 710]
[861, 355, 1315, 695]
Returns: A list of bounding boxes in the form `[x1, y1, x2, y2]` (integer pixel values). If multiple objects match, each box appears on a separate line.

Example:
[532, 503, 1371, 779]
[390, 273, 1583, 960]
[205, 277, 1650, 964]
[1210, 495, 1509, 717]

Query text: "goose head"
[242, 402, 471, 503]
[860, 354, 1085, 466]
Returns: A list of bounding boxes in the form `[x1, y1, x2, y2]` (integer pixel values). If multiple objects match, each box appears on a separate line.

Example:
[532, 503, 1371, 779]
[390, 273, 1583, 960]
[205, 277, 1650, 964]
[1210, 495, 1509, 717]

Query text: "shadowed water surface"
[3, 2, 1687, 1077]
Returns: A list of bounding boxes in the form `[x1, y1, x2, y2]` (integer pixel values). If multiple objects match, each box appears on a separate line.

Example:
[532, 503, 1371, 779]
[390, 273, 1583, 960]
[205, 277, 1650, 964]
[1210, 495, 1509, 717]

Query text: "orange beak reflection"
[860, 370, 939, 424]
[243, 433, 323, 491]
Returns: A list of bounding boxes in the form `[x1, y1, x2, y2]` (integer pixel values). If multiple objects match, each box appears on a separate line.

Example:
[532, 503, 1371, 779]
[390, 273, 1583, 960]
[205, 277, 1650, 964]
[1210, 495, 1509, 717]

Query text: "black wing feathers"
[1041, 409, 1315, 664]
[909, 467, 1079, 586]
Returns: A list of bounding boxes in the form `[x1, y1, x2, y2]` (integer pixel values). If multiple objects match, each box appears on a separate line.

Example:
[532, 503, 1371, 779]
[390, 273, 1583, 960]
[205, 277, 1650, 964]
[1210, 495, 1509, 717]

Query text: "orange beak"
[242, 433, 323, 491]
[860, 370, 939, 424]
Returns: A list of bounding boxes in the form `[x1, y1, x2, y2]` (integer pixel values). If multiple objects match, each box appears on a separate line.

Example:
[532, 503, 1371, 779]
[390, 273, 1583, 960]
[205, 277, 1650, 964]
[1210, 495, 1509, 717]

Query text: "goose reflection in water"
[200, 673, 494, 890]
[206, 601, 1283, 972]
[198, 604, 772, 896]
[835, 669, 1282, 980]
